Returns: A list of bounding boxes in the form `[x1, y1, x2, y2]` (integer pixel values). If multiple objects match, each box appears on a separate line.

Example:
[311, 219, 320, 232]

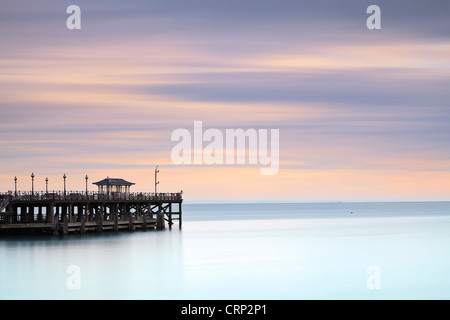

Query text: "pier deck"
[0, 191, 182, 235]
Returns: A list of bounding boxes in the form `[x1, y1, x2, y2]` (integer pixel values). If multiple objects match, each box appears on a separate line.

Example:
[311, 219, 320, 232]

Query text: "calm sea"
[1, 202, 450, 300]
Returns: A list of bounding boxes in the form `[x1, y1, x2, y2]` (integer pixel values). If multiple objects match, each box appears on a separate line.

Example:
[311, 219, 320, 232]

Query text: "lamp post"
[31, 173, 35, 195]
[14, 176, 17, 197]
[85, 175, 88, 196]
[63, 173, 66, 196]
[45, 177, 48, 194]
[155, 166, 159, 195]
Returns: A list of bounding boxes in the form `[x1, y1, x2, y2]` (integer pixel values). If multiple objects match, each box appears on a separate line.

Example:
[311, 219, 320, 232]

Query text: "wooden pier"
[0, 177, 182, 235]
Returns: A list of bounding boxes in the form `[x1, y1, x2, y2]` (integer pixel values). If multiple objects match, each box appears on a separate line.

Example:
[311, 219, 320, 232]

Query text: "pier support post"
[27, 205, 32, 223]
[114, 212, 118, 232]
[113, 203, 118, 232]
[21, 206, 26, 224]
[38, 206, 43, 222]
[47, 203, 55, 229]
[179, 202, 182, 230]
[97, 212, 103, 232]
[129, 211, 135, 231]
[88, 204, 93, 222]
[80, 212, 85, 234]
[68, 204, 73, 223]
[142, 205, 147, 231]
[149, 202, 153, 219]
[157, 204, 165, 230]
[63, 212, 68, 235]
[12, 205, 17, 223]
[169, 203, 172, 230]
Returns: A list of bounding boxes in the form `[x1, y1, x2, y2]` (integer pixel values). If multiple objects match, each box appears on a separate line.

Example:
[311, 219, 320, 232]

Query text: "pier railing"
[0, 191, 182, 202]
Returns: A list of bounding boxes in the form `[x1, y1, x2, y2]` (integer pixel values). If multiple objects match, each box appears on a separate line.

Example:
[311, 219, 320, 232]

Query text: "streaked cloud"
[0, 0, 449, 201]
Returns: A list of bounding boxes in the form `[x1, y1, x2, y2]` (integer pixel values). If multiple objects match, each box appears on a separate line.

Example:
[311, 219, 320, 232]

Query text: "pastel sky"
[1, 0, 449, 202]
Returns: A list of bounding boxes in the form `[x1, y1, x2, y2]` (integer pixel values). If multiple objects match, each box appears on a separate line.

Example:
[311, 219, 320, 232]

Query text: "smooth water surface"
[1, 202, 450, 299]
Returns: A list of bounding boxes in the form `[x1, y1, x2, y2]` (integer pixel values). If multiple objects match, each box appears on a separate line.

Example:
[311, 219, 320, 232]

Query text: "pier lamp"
[31, 173, 35, 195]
[14, 176, 17, 196]
[45, 177, 48, 194]
[155, 166, 160, 194]
[85, 175, 88, 195]
[63, 173, 66, 196]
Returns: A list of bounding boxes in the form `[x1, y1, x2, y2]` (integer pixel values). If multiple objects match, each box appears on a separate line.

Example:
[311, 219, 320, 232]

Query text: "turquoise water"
[1, 202, 450, 300]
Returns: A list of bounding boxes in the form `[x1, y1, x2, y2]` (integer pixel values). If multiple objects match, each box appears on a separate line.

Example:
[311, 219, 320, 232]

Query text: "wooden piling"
[80, 213, 86, 234]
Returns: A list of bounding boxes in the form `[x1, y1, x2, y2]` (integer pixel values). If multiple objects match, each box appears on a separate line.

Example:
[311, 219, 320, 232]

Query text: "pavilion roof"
[92, 177, 135, 186]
